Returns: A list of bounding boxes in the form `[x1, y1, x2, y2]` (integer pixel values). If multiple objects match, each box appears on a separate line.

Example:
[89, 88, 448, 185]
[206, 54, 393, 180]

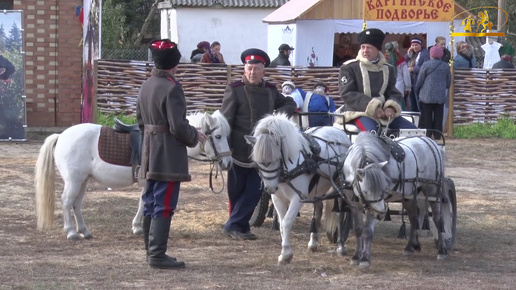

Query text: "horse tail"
[35, 133, 60, 230]
[323, 199, 339, 236]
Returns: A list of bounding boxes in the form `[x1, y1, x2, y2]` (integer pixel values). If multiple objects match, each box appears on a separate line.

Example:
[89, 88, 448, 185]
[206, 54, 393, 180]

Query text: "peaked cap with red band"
[240, 48, 271, 67]
[149, 39, 181, 70]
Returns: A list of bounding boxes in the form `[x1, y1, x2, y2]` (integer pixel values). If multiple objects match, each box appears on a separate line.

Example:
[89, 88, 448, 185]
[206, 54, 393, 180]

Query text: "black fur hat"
[149, 39, 181, 70]
[358, 28, 385, 51]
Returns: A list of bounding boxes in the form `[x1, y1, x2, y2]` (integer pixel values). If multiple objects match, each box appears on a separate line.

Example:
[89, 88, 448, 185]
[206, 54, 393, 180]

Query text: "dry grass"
[1, 138, 516, 289]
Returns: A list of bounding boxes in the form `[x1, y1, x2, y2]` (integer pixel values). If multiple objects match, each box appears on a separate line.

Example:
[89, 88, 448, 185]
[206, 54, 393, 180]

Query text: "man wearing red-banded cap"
[220, 48, 296, 240]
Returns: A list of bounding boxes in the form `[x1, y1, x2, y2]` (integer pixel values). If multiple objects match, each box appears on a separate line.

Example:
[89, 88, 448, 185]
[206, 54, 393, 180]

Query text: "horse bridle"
[190, 125, 232, 162]
[189, 124, 232, 194]
[352, 158, 388, 215]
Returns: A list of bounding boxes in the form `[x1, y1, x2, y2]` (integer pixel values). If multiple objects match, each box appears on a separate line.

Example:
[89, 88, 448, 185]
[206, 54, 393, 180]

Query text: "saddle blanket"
[98, 126, 132, 166]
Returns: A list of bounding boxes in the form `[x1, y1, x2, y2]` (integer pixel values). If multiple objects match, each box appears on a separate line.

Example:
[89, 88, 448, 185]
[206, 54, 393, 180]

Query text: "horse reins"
[188, 124, 232, 194]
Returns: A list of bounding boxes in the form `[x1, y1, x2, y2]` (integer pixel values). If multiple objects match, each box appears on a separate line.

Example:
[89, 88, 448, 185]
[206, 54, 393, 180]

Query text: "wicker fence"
[453, 68, 516, 124]
[95, 60, 516, 124]
[95, 60, 343, 114]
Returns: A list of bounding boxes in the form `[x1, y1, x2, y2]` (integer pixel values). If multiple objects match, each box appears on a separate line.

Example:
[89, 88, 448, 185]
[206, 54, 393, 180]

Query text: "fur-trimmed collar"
[356, 52, 388, 72]
[151, 67, 174, 78]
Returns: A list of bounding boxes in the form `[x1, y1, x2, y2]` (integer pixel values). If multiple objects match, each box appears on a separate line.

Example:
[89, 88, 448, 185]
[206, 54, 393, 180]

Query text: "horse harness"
[256, 128, 348, 201]
[353, 135, 443, 214]
[113, 118, 231, 193]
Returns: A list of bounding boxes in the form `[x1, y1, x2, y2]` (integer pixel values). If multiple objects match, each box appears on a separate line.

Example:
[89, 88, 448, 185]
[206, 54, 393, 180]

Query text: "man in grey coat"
[414, 46, 451, 139]
[137, 39, 207, 269]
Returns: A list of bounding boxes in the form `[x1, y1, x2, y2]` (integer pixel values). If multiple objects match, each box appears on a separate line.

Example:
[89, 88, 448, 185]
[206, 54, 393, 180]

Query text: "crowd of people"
[137, 31, 514, 270]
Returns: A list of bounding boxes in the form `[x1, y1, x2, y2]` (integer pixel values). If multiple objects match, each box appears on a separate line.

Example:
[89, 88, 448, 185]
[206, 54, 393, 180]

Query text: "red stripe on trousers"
[162, 181, 176, 217]
[355, 119, 367, 132]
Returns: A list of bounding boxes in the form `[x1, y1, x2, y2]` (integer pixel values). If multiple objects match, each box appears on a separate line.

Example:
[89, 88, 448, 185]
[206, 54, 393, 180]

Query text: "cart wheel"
[249, 191, 270, 227]
[433, 177, 457, 250]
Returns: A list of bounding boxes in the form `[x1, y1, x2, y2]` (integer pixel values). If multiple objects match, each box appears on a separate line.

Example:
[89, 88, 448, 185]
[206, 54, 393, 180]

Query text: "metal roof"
[167, 0, 288, 8]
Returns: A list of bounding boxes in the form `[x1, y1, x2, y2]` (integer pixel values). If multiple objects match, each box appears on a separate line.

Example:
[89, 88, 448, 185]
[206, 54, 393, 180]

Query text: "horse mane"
[187, 110, 230, 136]
[211, 110, 231, 136]
[348, 132, 392, 192]
[251, 113, 308, 163]
[187, 111, 204, 127]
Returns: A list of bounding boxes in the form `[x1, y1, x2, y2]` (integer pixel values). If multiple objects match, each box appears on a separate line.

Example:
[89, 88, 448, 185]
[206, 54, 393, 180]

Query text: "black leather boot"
[148, 217, 185, 269]
[143, 216, 151, 262]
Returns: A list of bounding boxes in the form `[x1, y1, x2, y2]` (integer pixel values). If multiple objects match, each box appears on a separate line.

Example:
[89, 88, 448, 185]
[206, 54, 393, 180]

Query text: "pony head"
[246, 113, 307, 194]
[344, 132, 391, 214]
[192, 110, 232, 170]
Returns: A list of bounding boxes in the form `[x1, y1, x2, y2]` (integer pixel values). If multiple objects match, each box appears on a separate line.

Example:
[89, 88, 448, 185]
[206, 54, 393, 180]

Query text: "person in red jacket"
[200, 41, 225, 64]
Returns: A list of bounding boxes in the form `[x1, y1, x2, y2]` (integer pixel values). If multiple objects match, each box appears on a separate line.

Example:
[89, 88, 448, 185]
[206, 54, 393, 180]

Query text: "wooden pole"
[498, 0, 506, 33]
[134, 0, 160, 46]
[447, 21, 455, 137]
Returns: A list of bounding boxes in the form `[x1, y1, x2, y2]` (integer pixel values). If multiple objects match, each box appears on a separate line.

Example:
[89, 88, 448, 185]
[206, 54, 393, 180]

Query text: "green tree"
[0, 24, 6, 51]
[6, 22, 22, 52]
[101, 0, 129, 49]
[101, 0, 160, 48]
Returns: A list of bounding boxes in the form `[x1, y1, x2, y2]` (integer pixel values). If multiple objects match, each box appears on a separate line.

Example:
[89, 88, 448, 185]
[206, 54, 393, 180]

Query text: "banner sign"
[363, 0, 454, 22]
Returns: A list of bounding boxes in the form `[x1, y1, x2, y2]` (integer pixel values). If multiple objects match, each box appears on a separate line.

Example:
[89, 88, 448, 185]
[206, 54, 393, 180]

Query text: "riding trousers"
[353, 116, 417, 132]
[224, 164, 262, 233]
[142, 180, 181, 218]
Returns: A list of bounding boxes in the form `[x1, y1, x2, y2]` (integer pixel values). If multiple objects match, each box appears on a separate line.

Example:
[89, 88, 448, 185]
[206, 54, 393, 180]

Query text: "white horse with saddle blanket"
[35, 110, 231, 240]
[245, 113, 352, 265]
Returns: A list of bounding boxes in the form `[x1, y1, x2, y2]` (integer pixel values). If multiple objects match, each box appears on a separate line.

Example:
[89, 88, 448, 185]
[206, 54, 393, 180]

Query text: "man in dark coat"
[338, 28, 417, 132]
[404, 37, 431, 111]
[137, 39, 207, 269]
[220, 48, 296, 240]
[428, 36, 451, 64]
[0, 52, 15, 81]
[270, 43, 294, 67]
[492, 55, 515, 69]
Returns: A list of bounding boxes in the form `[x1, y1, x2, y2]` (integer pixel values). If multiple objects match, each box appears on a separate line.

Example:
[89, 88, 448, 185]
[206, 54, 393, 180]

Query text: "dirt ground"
[1, 136, 516, 289]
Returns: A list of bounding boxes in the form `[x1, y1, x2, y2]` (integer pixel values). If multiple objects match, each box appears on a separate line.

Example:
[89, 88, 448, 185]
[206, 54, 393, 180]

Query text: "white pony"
[35, 110, 232, 240]
[343, 132, 451, 268]
[245, 113, 352, 265]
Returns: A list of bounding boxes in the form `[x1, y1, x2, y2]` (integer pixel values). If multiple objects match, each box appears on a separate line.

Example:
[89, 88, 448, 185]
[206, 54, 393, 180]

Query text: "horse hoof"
[437, 254, 448, 260]
[336, 246, 347, 256]
[403, 250, 414, 256]
[132, 226, 143, 235]
[359, 261, 371, 269]
[307, 246, 318, 252]
[278, 254, 293, 265]
[67, 234, 80, 241]
[82, 233, 93, 239]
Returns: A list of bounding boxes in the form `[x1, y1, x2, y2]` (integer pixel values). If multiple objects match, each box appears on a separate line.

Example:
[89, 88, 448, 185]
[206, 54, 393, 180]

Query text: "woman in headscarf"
[453, 41, 476, 69]
[384, 41, 411, 110]
[200, 41, 225, 64]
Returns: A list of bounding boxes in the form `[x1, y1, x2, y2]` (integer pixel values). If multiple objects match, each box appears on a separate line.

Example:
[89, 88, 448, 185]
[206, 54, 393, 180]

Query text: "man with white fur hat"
[338, 28, 416, 132]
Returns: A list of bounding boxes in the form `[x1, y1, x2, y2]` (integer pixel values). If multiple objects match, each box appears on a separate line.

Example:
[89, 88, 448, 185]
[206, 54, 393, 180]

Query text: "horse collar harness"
[270, 131, 347, 201]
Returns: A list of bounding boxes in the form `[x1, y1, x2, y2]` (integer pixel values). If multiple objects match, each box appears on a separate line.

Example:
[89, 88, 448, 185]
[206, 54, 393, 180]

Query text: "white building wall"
[295, 20, 334, 67]
[161, 7, 275, 64]
[266, 24, 296, 65]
